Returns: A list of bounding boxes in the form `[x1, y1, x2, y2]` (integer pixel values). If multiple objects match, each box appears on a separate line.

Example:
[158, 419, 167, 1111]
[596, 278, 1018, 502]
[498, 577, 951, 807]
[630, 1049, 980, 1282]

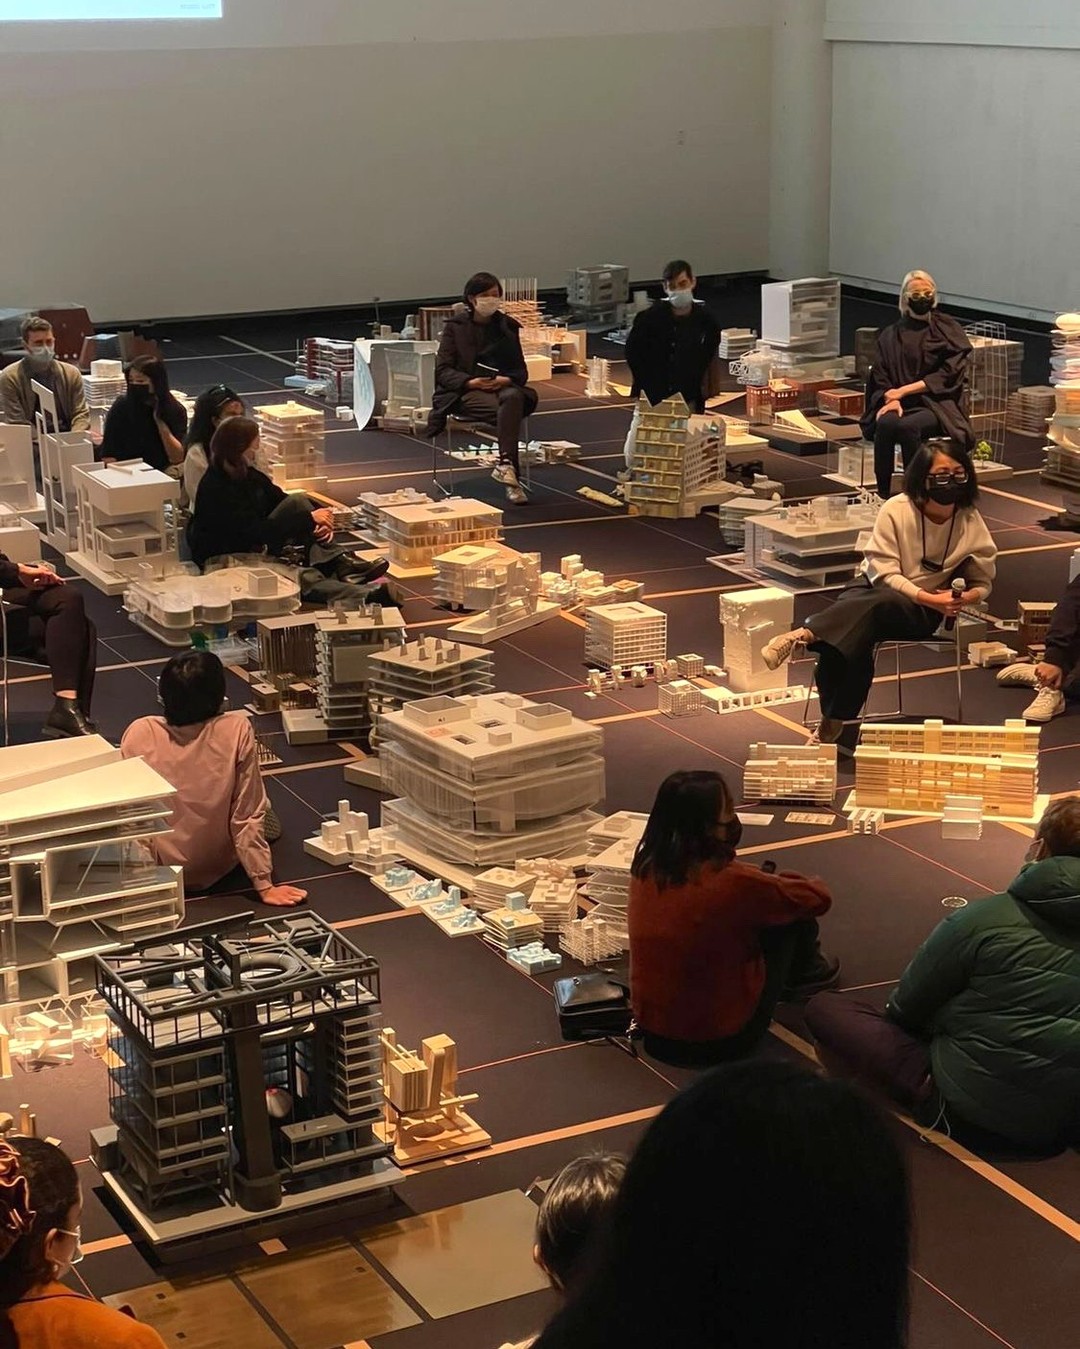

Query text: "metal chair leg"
[433, 420, 456, 497]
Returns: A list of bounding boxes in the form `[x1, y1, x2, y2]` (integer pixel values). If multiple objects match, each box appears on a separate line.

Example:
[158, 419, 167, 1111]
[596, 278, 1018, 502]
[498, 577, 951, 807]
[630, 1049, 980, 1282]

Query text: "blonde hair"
[899, 270, 938, 315]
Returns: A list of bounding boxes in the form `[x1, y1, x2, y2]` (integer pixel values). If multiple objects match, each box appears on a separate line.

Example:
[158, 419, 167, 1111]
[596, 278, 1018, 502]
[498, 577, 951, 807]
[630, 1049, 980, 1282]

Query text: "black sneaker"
[782, 954, 842, 1002]
[42, 697, 96, 739]
[337, 554, 390, 584]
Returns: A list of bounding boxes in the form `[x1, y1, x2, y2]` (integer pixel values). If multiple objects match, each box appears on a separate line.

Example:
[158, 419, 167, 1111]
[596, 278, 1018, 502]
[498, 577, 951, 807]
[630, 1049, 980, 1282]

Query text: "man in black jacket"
[622, 260, 721, 469]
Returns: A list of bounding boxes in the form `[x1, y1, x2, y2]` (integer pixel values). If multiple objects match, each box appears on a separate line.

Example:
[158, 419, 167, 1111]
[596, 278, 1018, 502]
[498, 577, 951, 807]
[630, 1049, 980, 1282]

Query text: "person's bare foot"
[257, 884, 308, 907]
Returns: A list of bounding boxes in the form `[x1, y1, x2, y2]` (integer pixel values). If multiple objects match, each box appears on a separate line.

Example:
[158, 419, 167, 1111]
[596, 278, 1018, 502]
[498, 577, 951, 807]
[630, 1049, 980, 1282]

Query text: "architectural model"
[658, 680, 707, 717]
[585, 358, 611, 399]
[252, 612, 319, 712]
[743, 742, 838, 805]
[720, 586, 794, 693]
[623, 395, 737, 518]
[775, 409, 826, 440]
[826, 440, 877, 490]
[760, 278, 841, 358]
[94, 914, 393, 1247]
[539, 555, 643, 610]
[506, 942, 562, 974]
[583, 834, 637, 947]
[366, 637, 495, 737]
[377, 1029, 490, 1164]
[1017, 601, 1056, 656]
[482, 891, 544, 952]
[965, 324, 1023, 458]
[717, 494, 782, 547]
[379, 499, 503, 571]
[303, 799, 401, 875]
[123, 561, 300, 646]
[34, 379, 94, 553]
[740, 496, 880, 591]
[852, 719, 1041, 820]
[818, 387, 864, 418]
[719, 329, 757, 359]
[254, 402, 328, 494]
[435, 544, 560, 642]
[0, 504, 41, 566]
[560, 914, 623, 965]
[469, 866, 537, 913]
[521, 871, 579, 935]
[0, 422, 43, 520]
[846, 807, 884, 835]
[968, 641, 1017, 668]
[585, 601, 668, 669]
[66, 460, 179, 596]
[295, 337, 355, 403]
[0, 736, 183, 1036]
[700, 684, 809, 715]
[941, 795, 983, 841]
[356, 488, 433, 541]
[567, 265, 630, 321]
[379, 692, 605, 866]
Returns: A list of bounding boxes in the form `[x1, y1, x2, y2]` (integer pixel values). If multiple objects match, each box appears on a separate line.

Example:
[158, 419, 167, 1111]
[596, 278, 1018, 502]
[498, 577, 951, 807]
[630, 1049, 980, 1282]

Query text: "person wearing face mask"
[806, 795, 1080, 1151]
[861, 269, 975, 499]
[761, 441, 996, 743]
[628, 770, 838, 1068]
[180, 383, 246, 510]
[427, 272, 539, 505]
[99, 355, 188, 472]
[622, 260, 722, 469]
[0, 1137, 167, 1347]
[0, 316, 90, 436]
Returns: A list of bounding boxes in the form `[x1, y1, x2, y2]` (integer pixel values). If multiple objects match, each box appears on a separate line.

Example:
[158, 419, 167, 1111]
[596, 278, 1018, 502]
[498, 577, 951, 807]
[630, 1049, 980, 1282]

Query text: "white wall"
[0, 0, 774, 322]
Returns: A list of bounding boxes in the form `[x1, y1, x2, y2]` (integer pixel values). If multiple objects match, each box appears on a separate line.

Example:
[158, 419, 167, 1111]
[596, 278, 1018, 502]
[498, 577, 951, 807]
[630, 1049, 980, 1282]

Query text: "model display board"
[94, 913, 393, 1247]
[254, 402, 328, 494]
[539, 555, 644, 611]
[66, 460, 179, 596]
[124, 562, 300, 647]
[377, 1029, 490, 1164]
[367, 637, 495, 734]
[0, 422, 44, 520]
[623, 395, 738, 519]
[585, 601, 667, 670]
[720, 586, 794, 694]
[380, 692, 605, 866]
[851, 719, 1042, 821]
[740, 496, 880, 592]
[743, 742, 838, 804]
[760, 278, 841, 357]
[379, 499, 503, 571]
[0, 736, 183, 1033]
[435, 544, 560, 642]
[34, 379, 95, 553]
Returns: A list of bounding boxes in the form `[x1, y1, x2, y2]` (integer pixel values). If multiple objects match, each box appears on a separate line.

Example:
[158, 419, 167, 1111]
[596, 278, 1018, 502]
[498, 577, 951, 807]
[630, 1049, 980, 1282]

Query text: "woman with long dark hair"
[99, 354, 187, 471]
[181, 382, 244, 508]
[628, 770, 837, 1067]
[533, 1061, 911, 1349]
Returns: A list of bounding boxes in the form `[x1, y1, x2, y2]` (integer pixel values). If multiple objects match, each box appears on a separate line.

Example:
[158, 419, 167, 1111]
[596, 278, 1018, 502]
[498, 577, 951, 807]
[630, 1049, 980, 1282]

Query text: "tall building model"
[254, 401, 328, 494]
[623, 395, 736, 518]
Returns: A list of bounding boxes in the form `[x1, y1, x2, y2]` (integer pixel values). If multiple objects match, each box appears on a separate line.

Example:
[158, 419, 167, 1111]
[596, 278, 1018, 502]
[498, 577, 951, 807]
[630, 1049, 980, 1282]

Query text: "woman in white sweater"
[762, 441, 996, 742]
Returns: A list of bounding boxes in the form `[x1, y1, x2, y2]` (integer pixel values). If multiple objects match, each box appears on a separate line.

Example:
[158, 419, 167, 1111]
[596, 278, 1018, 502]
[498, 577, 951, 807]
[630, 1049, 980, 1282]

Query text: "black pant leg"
[4, 584, 91, 695]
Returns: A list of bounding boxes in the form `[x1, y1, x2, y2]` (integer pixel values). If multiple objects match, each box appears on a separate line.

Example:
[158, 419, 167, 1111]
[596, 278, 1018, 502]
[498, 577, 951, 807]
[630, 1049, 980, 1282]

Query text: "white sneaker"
[1023, 687, 1065, 722]
[996, 662, 1039, 687]
[491, 463, 519, 485]
[505, 484, 528, 505]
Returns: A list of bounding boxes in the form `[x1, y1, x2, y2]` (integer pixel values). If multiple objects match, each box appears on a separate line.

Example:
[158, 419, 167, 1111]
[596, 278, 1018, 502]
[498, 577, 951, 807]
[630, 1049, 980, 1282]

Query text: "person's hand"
[920, 589, 963, 617]
[256, 883, 308, 907]
[877, 400, 903, 420]
[311, 506, 335, 528]
[1035, 662, 1063, 689]
[959, 589, 982, 607]
[16, 564, 64, 590]
[313, 521, 335, 544]
[467, 377, 498, 391]
[493, 375, 512, 389]
[101, 457, 117, 466]
[884, 388, 904, 403]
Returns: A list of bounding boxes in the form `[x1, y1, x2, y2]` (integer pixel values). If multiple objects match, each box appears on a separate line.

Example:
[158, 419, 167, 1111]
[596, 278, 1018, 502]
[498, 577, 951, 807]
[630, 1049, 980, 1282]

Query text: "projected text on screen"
[0, 1, 222, 18]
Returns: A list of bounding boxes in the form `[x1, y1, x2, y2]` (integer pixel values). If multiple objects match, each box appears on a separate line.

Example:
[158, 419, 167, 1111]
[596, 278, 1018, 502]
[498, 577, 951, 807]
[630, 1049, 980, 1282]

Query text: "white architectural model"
[303, 799, 401, 873]
[522, 870, 579, 935]
[585, 601, 667, 670]
[34, 379, 94, 553]
[0, 423, 43, 520]
[357, 488, 433, 541]
[82, 360, 126, 427]
[719, 329, 757, 359]
[0, 736, 184, 1031]
[585, 358, 611, 399]
[743, 742, 838, 805]
[436, 544, 559, 642]
[66, 460, 178, 596]
[720, 587, 794, 693]
[254, 401, 328, 494]
[624, 396, 736, 518]
[567, 265, 630, 317]
[846, 807, 884, 835]
[367, 637, 495, 735]
[583, 834, 638, 947]
[775, 409, 826, 440]
[123, 562, 300, 646]
[379, 693, 605, 866]
[941, 795, 983, 841]
[968, 641, 1017, 668]
[760, 278, 841, 357]
[539, 555, 643, 611]
[741, 496, 880, 591]
[717, 494, 781, 547]
[852, 720, 1041, 820]
[560, 914, 623, 965]
[658, 680, 707, 717]
[482, 892, 544, 953]
[1042, 377, 1080, 490]
[379, 499, 503, 571]
[0, 505, 40, 566]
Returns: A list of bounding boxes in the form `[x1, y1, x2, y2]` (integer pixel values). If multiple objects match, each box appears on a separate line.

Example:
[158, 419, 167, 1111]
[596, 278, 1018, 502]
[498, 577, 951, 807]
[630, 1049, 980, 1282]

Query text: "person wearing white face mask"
[0, 316, 89, 436]
[622, 260, 721, 469]
[427, 272, 539, 505]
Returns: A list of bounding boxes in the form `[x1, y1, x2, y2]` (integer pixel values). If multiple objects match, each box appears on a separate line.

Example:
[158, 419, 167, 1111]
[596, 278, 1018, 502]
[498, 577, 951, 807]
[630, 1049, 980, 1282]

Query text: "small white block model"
[254, 401, 328, 493]
[846, 807, 884, 835]
[743, 742, 838, 805]
[66, 460, 179, 595]
[658, 680, 706, 717]
[586, 601, 668, 670]
[941, 795, 984, 841]
[538, 554, 643, 611]
[0, 423, 43, 519]
[124, 563, 301, 646]
[585, 357, 611, 398]
[435, 544, 560, 642]
[700, 684, 810, 715]
[968, 641, 1018, 668]
[304, 799, 371, 863]
[675, 653, 706, 678]
[719, 586, 794, 694]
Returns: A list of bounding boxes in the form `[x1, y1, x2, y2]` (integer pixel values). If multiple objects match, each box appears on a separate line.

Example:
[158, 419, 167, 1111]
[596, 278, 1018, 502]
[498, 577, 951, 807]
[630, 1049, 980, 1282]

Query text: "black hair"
[535, 1153, 626, 1292]
[0, 1138, 79, 1317]
[631, 770, 742, 888]
[127, 354, 181, 416]
[463, 272, 503, 305]
[158, 650, 227, 727]
[209, 415, 260, 478]
[184, 384, 243, 453]
[903, 439, 979, 508]
[662, 260, 694, 285]
[533, 1061, 911, 1349]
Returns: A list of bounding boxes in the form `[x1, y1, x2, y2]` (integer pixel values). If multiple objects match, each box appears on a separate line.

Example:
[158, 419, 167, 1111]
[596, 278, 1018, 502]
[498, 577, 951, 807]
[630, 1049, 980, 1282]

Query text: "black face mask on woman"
[129, 384, 154, 406]
[907, 294, 934, 316]
[927, 479, 963, 506]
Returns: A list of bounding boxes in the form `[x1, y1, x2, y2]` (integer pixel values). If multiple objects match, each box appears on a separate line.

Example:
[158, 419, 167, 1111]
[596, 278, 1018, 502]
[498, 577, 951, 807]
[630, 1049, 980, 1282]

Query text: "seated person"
[623, 258, 721, 469]
[1, 556, 96, 737]
[995, 573, 1080, 724]
[0, 1137, 167, 1347]
[120, 651, 306, 907]
[0, 315, 90, 435]
[861, 270, 974, 499]
[806, 796, 1080, 1152]
[427, 272, 538, 505]
[762, 441, 996, 743]
[99, 355, 187, 472]
[181, 383, 245, 510]
[628, 770, 838, 1068]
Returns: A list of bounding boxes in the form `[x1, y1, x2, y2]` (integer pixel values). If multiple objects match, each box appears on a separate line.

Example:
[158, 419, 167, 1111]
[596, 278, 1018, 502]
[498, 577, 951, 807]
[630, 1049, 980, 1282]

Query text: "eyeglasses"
[927, 470, 969, 485]
[57, 1225, 83, 1264]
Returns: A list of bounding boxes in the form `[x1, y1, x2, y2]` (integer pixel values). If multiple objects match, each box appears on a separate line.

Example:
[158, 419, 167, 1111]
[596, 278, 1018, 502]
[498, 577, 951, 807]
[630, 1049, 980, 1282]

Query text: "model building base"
[344, 755, 383, 789]
[447, 598, 560, 642]
[351, 546, 436, 580]
[375, 1110, 491, 1165]
[65, 549, 156, 597]
[281, 708, 334, 744]
[840, 789, 1048, 827]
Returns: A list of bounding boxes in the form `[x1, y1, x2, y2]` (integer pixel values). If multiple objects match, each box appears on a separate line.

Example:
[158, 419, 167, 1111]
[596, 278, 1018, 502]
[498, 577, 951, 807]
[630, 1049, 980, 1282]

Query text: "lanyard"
[920, 506, 957, 572]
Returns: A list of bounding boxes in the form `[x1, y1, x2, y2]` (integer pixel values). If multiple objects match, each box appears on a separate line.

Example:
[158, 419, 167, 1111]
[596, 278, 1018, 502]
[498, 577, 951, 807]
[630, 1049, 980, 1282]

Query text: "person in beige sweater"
[121, 650, 305, 907]
[762, 441, 996, 742]
[0, 316, 89, 434]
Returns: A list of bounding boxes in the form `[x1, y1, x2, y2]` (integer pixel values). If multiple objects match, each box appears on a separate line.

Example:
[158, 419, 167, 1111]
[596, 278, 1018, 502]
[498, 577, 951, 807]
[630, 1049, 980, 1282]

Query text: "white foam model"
[760, 278, 841, 357]
[436, 544, 559, 642]
[303, 798, 401, 874]
[720, 586, 794, 694]
[941, 795, 984, 841]
[254, 401, 328, 494]
[123, 562, 301, 646]
[585, 357, 611, 398]
[539, 554, 643, 611]
[743, 742, 838, 805]
[0, 422, 44, 522]
[379, 499, 503, 571]
[33, 379, 94, 553]
[366, 636, 495, 734]
[623, 395, 738, 518]
[585, 600, 667, 670]
[65, 460, 179, 595]
[741, 496, 880, 591]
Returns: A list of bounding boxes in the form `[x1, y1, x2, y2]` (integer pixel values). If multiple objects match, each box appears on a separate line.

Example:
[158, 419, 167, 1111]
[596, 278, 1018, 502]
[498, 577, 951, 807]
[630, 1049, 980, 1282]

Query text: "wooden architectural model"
[743, 742, 838, 805]
[124, 562, 300, 646]
[436, 544, 559, 642]
[658, 680, 707, 717]
[254, 401, 328, 493]
[623, 395, 737, 518]
[585, 600, 668, 670]
[378, 498, 502, 571]
[720, 586, 794, 693]
[66, 460, 179, 595]
[377, 1030, 490, 1164]
[1017, 601, 1055, 657]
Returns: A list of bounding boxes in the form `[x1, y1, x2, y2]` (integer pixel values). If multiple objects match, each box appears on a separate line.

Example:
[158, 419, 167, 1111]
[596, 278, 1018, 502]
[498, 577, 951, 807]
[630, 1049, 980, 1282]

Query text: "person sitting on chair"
[99, 355, 187, 473]
[427, 273, 538, 506]
[121, 651, 306, 907]
[0, 316, 90, 437]
[1, 556, 96, 738]
[995, 572, 1080, 724]
[761, 441, 996, 743]
[180, 384, 245, 511]
[861, 270, 974, 500]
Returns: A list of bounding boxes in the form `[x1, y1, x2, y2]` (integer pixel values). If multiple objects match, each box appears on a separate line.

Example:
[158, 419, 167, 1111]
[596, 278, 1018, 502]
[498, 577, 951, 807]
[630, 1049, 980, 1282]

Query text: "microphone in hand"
[944, 577, 965, 632]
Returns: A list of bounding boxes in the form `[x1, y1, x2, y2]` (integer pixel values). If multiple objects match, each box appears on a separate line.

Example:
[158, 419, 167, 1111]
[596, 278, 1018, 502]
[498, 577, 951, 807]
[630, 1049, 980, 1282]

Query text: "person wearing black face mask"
[628, 770, 839, 1068]
[760, 441, 996, 743]
[99, 355, 187, 473]
[860, 269, 975, 498]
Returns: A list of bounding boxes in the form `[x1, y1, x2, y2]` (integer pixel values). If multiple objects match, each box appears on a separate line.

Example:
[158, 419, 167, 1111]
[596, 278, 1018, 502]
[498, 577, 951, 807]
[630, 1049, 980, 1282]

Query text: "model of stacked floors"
[623, 395, 733, 518]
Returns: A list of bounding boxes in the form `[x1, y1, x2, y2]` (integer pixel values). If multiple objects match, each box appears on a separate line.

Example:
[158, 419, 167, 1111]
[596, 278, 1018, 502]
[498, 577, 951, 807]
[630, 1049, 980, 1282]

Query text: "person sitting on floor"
[806, 796, 1080, 1153]
[0, 1137, 167, 1347]
[1, 555, 96, 738]
[180, 383, 245, 510]
[120, 650, 306, 908]
[628, 770, 839, 1069]
[762, 440, 996, 743]
[861, 269, 974, 499]
[427, 273, 539, 506]
[99, 355, 188, 473]
[532, 1061, 911, 1349]
[0, 315, 90, 436]
[995, 570, 1080, 724]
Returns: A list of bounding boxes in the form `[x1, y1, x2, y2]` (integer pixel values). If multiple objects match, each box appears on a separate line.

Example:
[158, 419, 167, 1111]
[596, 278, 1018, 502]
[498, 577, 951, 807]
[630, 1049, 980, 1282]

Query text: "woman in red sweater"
[628, 771, 840, 1066]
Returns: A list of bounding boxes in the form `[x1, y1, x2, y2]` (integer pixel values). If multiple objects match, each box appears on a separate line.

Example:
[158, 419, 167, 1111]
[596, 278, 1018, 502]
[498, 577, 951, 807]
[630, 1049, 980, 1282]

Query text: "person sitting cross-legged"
[995, 571, 1080, 723]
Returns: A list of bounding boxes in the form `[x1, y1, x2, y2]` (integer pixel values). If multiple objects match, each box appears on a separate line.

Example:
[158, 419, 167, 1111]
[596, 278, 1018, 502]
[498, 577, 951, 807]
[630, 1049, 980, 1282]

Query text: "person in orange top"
[628, 770, 840, 1067]
[0, 1137, 166, 1348]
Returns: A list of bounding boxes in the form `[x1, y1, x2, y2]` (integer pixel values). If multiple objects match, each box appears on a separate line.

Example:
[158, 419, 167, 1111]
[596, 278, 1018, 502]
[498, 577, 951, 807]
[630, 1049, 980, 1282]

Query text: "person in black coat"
[427, 273, 539, 504]
[100, 355, 187, 473]
[860, 270, 975, 499]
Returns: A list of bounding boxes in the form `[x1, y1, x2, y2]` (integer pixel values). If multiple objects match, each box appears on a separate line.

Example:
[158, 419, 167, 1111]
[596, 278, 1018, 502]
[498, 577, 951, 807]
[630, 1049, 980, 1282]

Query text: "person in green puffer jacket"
[806, 796, 1080, 1150]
